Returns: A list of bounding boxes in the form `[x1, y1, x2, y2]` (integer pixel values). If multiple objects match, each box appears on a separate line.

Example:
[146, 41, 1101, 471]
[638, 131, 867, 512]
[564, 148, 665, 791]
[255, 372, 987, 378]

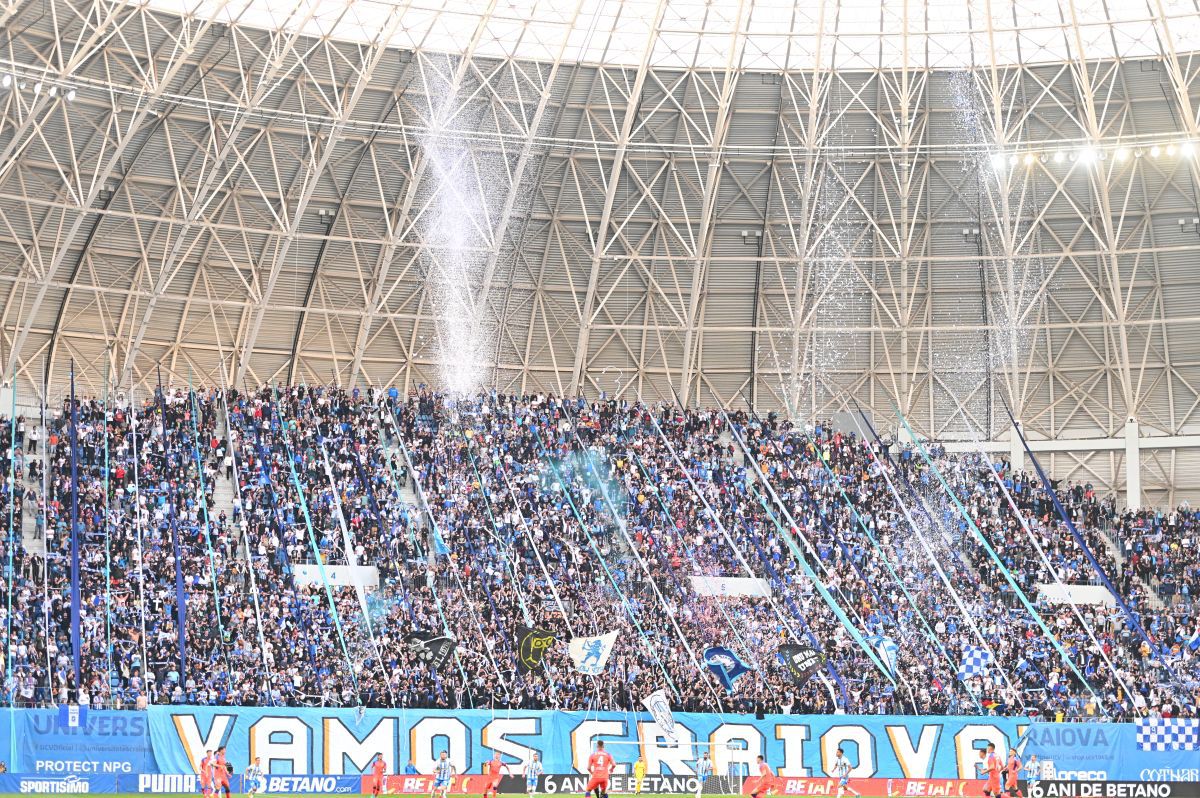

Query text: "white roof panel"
[151, 0, 1200, 70]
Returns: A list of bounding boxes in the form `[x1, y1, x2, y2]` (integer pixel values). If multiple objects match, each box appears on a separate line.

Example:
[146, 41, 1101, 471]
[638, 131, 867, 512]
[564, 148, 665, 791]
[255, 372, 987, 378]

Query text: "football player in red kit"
[984, 744, 1002, 798]
[750, 755, 777, 798]
[584, 741, 615, 798]
[370, 753, 388, 797]
[214, 747, 232, 798]
[198, 750, 214, 798]
[1005, 749, 1023, 798]
[482, 753, 508, 798]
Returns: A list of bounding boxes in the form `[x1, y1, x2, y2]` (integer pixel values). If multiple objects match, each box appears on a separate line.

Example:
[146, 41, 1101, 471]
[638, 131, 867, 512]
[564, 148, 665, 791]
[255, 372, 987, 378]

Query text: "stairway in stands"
[1093, 522, 1167, 611]
[377, 407, 433, 557]
[211, 404, 239, 546]
[21, 426, 47, 557]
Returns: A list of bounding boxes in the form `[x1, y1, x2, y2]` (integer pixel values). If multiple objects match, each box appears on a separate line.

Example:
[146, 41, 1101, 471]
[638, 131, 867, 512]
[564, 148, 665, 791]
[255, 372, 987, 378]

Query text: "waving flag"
[866, 635, 899, 674]
[641, 688, 678, 741]
[405, 632, 457, 672]
[515, 626, 557, 672]
[777, 643, 823, 686]
[703, 646, 751, 693]
[569, 631, 617, 675]
[958, 645, 993, 679]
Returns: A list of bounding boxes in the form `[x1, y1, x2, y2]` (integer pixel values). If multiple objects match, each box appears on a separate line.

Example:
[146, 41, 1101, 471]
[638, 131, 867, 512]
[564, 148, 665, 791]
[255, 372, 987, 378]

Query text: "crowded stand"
[1110, 505, 1199, 607]
[0, 388, 1196, 721]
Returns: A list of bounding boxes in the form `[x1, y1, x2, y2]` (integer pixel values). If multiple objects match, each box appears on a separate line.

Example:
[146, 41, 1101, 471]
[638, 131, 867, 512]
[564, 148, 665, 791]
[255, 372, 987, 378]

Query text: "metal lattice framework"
[3, 0, 1200, 505]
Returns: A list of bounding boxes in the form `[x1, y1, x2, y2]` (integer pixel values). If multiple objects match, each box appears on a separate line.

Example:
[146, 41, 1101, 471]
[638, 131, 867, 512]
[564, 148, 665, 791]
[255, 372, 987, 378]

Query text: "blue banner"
[145, 706, 1019, 779]
[0, 707, 1193, 784]
[0, 710, 154, 775]
[1022, 722, 1200, 782]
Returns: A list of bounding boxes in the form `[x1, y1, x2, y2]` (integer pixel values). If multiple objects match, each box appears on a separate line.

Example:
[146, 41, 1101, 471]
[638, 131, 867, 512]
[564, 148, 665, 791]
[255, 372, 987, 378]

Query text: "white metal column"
[1009, 422, 1025, 474]
[1125, 417, 1141, 510]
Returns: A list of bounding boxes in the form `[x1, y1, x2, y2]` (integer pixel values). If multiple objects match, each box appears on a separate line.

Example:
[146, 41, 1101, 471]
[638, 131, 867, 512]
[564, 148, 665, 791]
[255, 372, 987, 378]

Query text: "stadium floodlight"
[66, 88, 76, 102]
[1076, 146, 1097, 164]
[1115, 147, 1129, 161]
[0, 74, 10, 90]
[1150, 145, 1162, 158]
[1167, 144, 1177, 156]
[990, 153, 1006, 169]
[1052, 150, 1065, 163]
[1022, 153, 1035, 165]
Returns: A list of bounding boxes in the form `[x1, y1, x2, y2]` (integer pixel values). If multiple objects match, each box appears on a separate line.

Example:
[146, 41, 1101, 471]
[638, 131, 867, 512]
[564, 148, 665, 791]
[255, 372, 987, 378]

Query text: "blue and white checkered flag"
[1137, 718, 1200, 751]
[958, 645, 992, 679]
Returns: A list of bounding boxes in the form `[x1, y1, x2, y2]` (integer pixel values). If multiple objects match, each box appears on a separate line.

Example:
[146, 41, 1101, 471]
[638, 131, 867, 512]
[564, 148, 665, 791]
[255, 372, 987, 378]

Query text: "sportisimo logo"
[19, 775, 90, 793]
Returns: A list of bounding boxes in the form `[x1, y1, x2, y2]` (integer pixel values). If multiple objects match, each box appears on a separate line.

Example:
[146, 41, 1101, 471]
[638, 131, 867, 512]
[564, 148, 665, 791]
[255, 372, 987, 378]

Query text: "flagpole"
[127, 387, 151, 701]
[68, 362, 82, 698]
[7, 376, 18, 763]
[39, 355, 52, 706]
[102, 354, 114, 706]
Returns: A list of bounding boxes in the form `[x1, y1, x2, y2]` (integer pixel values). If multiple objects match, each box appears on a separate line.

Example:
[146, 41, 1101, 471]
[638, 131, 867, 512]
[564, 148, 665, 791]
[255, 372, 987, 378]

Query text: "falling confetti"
[940, 71, 1050, 441]
[415, 56, 534, 397]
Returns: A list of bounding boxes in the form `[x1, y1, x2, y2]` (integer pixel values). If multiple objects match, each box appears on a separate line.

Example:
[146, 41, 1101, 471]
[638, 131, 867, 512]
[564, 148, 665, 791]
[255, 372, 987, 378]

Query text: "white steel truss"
[3, 0, 1200, 505]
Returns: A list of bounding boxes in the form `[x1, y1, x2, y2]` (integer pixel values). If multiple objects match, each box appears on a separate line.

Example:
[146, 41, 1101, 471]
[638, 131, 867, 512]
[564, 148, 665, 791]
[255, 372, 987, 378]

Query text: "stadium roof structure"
[1, 0, 1200, 505]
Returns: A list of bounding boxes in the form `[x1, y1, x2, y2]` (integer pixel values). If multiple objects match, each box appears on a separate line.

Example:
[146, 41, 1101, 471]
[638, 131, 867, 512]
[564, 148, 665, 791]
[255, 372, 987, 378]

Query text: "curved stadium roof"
[138, 0, 1200, 71]
[1, 0, 1200, 502]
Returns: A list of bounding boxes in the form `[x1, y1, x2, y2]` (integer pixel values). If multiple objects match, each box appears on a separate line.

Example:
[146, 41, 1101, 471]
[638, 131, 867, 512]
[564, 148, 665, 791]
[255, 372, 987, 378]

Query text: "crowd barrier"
[0, 707, 1192, 791]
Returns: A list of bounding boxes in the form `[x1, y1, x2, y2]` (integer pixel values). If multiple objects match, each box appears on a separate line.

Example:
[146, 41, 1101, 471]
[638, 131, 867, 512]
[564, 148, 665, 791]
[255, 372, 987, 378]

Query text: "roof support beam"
[568, 0, 669, 394]
[677, 1, 748, 406]
[228, 6, 410, 387]
[3, 2, 227, 385]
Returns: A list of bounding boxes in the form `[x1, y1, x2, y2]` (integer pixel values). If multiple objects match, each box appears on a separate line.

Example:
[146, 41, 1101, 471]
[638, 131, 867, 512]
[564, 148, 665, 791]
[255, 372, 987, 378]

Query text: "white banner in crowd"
[569, 632, 618, 676]
[1036, 583, 1116, 607]
[293, 565, 380, 591]
[641, 689, 678, 741]
[689, 575, 772, 597]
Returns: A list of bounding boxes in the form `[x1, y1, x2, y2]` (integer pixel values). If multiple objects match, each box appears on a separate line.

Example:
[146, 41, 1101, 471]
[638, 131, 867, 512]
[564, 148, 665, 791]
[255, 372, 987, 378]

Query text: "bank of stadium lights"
[0, 73, 78, 100]
[991, 139, 1197, 170]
